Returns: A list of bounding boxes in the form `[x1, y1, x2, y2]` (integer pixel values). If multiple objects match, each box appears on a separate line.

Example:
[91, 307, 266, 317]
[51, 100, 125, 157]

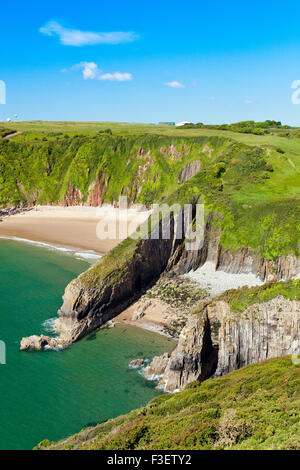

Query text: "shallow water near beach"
[0, 240, 174, 450]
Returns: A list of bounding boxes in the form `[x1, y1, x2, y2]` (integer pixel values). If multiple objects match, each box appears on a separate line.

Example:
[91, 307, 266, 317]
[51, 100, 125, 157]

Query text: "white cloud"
[244, 99, 254, 105]
[98, 72, 132, 82]
[165, 81, 185, 89]
[40, 21, 138, 46]
[73, 62, 99, 79]
[72, 62, 133, 82]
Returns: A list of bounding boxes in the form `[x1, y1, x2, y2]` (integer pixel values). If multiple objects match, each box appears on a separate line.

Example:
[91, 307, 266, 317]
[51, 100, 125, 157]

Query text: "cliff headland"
[1, 121, 299, 449]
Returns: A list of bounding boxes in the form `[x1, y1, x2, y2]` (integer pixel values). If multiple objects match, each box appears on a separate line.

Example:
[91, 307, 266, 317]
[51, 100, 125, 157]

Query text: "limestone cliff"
[151, 313, 218, 392]
[153, 293, 300, 392]
[174, 214, 299, 281]
[15, 133, 299, 352]
[53, 210, 298, 345]
[55, 214, 182, 344]
[20, 209, 299, 350]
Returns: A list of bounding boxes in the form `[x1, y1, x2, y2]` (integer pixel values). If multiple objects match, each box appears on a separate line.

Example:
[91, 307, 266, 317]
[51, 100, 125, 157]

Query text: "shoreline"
[0, 235, 102, 262]
[0, 205, 151, 255]
[114, 297, 181, 339]
[2, 206, 270, 342]
[114, 319, 175, 338]
[0, 205, 171, 339]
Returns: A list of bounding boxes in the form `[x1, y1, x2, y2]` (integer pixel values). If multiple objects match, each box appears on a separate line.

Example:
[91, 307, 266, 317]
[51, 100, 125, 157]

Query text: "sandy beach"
[115, 298, 171, 336]
[0, 206, 151, 254]
[0, 205, 172, 337]
[0, 206, 266, 338]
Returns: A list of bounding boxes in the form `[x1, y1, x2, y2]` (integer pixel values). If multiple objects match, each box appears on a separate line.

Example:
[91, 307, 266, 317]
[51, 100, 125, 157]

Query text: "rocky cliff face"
[175, 214, 300, 281]
[51, 210, 298, 348]
[214, 296, 300, 376]
[20, 209, 299, 350]
[63, 172, 110, 207]
[59, 141, 200, 207]
[153, 296, 300, 392]
[55, 215, 183, 344]
[143, 352, 171, 380]
[178, 160, 201, 184]
[147, 313, 218, 392]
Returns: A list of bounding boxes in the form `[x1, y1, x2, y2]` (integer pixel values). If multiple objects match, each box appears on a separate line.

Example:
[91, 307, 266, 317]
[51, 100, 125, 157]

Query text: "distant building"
[158, 122, 175, 126]
[176, 121, 192, 127]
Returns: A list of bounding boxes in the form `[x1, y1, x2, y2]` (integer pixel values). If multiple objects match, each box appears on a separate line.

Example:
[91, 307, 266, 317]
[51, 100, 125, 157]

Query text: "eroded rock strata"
[152, 295, 300, 392]
[54, 215, 183, 344]
[20, 209, 299, 351]
[53, 217, 300, 345]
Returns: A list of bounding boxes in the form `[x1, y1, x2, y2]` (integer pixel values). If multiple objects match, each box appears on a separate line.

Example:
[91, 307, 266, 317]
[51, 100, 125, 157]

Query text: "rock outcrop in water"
[129, 358, 145, 368]
[143, 352, 170, 380]
[20, 334, 60, 351]
[152, 295, 300, 392]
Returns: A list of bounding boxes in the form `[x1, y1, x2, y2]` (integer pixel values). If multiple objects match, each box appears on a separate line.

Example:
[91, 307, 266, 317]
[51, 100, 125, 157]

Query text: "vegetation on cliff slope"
[3, 123, 298, 450]
[217, 279, 300, 313]
[35, 357, 300, 450]
[1, 127, 299, 288]
[191, 279, 300, 315]
[0, 133, 226, 206]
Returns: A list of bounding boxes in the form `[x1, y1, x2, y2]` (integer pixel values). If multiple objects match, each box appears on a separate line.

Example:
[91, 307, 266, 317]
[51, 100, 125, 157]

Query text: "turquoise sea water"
[0, 240, 174, 450]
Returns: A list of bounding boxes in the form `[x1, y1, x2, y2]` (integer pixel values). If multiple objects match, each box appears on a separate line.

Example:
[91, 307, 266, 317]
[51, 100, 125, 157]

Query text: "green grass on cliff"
[35, 357, 300, 450]
[191, 279, 300, 315]
[0, 133, 229, 206]
[0, 125, 299, 269]
[80, 236, 140, 287]
[217, 279, 300, 313]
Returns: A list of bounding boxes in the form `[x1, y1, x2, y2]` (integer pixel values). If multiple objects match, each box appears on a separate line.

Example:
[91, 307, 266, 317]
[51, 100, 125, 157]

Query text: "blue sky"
[1, 0, 300, 124]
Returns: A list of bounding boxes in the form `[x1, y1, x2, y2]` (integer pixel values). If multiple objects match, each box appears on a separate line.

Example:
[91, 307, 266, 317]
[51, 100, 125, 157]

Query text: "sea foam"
[0, 236, 102, 263]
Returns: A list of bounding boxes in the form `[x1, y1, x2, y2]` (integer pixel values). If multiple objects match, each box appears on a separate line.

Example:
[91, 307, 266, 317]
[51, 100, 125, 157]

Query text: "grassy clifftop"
[0, 127, 299, 262]
[217, 279, 300, 313]
[35, 356, 300, 450]
[4, 124, 298, 450]
[189, 279, 300, 315]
